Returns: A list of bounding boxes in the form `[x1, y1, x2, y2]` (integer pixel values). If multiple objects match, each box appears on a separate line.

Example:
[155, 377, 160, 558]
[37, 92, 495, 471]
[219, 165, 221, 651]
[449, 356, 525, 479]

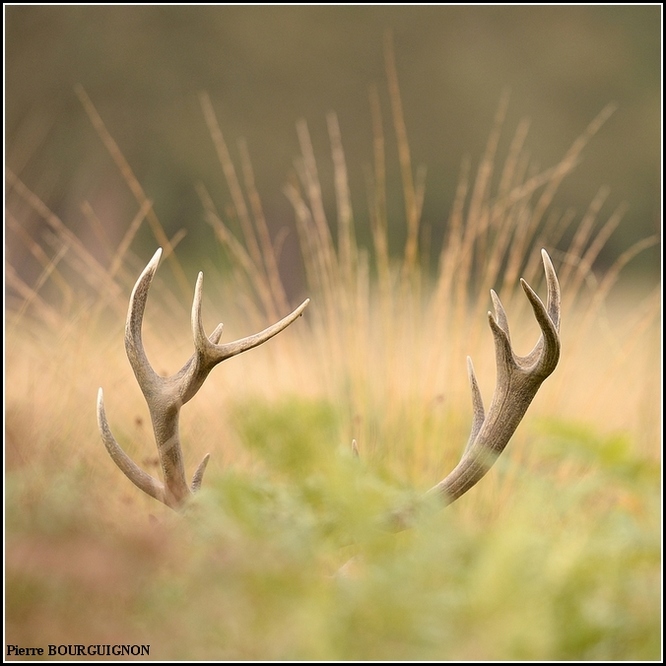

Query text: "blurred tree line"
[6, 5, 660, 292]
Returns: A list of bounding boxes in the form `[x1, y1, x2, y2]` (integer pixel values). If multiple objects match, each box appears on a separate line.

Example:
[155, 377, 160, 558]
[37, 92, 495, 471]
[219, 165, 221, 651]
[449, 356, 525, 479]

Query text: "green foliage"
[165, 407, 658, 660]
[7, 410, 659, 659]
[232, 397, 341, 477]
[539, 418, 660, 487]
[226, 397, 418, 547]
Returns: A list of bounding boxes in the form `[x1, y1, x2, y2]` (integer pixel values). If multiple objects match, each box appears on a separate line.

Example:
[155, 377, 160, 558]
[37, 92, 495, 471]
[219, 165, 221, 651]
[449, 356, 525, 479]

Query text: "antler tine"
[428, 249, 561, 506]
[96, 388, 166, 504]
[179, 270, 310, 404]
[98, 248, 310, 509]
[462, 357, 485, 457]
[541, 247, 561, 329]
[124, 247, 163, 396]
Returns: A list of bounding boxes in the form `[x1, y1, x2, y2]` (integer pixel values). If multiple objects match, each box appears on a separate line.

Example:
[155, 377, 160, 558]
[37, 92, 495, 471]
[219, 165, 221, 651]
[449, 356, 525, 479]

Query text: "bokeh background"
[5, 7, 662, 660]
[6, 5, 661, 292]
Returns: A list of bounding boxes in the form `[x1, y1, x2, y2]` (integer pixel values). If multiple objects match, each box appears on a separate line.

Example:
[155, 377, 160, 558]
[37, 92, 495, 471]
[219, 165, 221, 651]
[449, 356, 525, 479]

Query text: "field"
[5, 75, 661, 660]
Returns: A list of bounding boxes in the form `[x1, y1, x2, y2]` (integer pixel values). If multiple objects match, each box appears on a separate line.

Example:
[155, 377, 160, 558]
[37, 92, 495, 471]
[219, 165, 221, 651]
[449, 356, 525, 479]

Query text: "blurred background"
[6, 5, 661, 291]
[5, 9, 661, 658]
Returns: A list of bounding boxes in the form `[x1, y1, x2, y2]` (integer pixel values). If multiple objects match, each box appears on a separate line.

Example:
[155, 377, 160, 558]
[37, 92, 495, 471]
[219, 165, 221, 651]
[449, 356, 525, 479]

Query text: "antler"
[427, 249, 561, 506]
[97, 248, 310, 509]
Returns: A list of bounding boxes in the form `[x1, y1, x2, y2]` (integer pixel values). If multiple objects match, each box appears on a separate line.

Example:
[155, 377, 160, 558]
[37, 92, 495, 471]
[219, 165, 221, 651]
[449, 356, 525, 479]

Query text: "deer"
[97, 248, 560, 517]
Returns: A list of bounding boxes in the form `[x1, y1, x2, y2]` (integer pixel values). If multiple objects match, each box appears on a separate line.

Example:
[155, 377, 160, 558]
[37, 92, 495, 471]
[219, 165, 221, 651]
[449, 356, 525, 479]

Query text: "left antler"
[97, 248, 310, 509]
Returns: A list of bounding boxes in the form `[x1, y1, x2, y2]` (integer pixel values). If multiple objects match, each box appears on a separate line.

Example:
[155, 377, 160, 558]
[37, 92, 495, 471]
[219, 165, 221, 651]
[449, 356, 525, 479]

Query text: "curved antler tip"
[191, 271, 208, 349]
[520, 276, 539, 300]
[489, 289, 504, 312]
[191, 453, 211, 494]
[466, 356, 478, 384]
[96, 388, 108, 432]
[132, 248, 163, 299]
[210, 323, 224, 344]
[150, 247, 163, 265]
[540, 248, 555, 270]
[291, 298, 310, 319]
[194, 272, 204, 298]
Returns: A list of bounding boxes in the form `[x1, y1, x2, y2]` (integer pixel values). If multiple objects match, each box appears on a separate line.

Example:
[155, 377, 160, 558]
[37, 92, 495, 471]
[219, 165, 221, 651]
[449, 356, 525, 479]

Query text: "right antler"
[427, 249, 561, 506]
[97, 248, 309, 509]
[382, 249, 560, 531]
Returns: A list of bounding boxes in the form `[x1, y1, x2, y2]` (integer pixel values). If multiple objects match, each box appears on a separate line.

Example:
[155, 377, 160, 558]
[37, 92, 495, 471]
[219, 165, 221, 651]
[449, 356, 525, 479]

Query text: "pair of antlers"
[97, 248, 560, 513]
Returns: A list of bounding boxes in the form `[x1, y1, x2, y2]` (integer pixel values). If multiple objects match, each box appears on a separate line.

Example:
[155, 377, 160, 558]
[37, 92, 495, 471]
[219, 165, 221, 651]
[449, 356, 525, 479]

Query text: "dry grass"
[5, 53, 660, 660]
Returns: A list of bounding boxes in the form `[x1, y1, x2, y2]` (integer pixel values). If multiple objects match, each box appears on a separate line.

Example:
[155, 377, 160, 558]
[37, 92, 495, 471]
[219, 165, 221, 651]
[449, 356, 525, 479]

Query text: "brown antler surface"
[97, 248, 309, 509]
[427, 249, 561, 506]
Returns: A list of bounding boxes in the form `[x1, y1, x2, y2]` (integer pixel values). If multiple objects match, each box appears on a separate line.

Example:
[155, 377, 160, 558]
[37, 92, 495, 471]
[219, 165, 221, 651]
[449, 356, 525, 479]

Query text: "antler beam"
[97, 248, 309, 509]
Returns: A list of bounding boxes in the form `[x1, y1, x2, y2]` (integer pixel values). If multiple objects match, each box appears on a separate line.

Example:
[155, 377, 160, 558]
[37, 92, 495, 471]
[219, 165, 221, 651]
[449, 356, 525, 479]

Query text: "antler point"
[150, 247, 163, 266]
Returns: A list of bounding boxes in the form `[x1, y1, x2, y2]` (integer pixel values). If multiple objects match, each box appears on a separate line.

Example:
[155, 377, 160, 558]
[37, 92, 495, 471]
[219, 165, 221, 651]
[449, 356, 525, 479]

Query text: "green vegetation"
[5, 55, 660, 660]
[6, 400, 660, 659]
